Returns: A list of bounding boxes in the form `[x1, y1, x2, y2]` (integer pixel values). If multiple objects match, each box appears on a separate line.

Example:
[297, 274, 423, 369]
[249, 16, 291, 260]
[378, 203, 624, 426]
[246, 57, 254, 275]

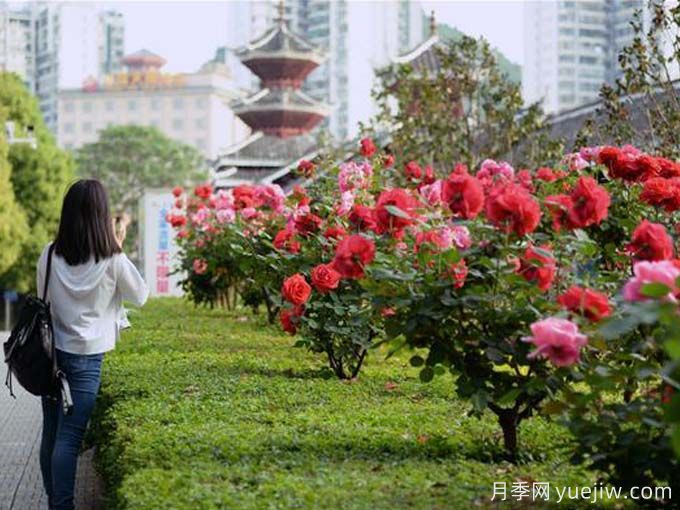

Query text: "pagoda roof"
[235, 19, 325, 66]
[214, 132, 321, 187]
[122, 49, 166, 68]
[232, 87, 329, 116]
[392, 34, 441, 74]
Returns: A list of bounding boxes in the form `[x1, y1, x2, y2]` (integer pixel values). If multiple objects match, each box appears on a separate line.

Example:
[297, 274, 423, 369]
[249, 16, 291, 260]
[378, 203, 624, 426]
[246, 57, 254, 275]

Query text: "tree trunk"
[498, 410, 519, 462]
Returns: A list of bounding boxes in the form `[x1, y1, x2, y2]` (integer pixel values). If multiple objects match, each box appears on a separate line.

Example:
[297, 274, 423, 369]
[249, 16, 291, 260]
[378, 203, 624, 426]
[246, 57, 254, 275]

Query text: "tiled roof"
[236, 20, 324, 62]
[232, 87, 329, 115]
[392, 35, 441, 75]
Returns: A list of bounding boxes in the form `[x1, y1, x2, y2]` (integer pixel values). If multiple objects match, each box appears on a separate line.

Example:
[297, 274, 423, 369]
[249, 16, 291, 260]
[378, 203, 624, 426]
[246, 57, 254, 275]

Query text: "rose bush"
[169, 140, 680, 470]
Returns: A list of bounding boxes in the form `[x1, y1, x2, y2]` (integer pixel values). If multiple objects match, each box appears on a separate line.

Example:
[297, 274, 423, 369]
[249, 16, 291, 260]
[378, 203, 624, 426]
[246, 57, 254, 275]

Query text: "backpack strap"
[43, 243, 55, 301]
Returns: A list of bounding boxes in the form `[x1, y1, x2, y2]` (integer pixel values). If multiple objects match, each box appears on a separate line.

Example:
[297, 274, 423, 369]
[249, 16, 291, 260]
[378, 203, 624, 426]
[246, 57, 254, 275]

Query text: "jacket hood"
[51, 255, 111, 297]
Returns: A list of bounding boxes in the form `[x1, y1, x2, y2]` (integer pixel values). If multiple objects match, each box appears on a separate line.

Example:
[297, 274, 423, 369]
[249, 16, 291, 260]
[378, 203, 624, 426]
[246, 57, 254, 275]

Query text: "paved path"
[0, 332, 104, 510]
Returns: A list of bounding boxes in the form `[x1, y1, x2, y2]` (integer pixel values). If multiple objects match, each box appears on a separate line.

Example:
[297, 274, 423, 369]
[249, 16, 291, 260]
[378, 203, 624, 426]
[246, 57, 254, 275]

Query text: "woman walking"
[37, 179, 148, 510]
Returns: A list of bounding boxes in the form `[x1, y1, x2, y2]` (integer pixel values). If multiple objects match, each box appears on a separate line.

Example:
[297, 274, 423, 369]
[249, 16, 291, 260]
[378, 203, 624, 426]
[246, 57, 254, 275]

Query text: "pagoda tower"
[231, 1, 329, 139]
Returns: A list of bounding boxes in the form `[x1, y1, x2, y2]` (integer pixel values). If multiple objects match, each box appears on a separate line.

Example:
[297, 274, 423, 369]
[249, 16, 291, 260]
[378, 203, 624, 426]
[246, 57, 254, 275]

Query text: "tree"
[0, 138, 27, 278]
[373, 35, 563, 172]
[0, 73, 73, 292]
[75, 125, 207, 257]
[576, 1, 680, 157]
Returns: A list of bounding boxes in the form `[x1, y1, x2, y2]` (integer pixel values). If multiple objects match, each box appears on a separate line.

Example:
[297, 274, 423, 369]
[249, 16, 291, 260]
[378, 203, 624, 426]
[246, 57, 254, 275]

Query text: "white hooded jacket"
[36, 244, 149, 355]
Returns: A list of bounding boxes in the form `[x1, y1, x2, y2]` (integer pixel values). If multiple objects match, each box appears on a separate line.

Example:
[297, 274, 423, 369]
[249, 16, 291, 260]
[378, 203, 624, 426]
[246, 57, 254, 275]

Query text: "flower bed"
[167, 141, 680, 493]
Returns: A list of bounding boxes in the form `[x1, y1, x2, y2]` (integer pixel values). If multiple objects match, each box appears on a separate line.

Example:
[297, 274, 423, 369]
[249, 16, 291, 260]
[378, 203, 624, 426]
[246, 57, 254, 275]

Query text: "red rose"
[384, 154, 395, 168]
[273, 229, 301, 254]
[558, 286, 611, 323]
[567, 176, 610, 228]
[172, 186, 184, 197]
[536, 167, 558, 182]
[324, 225, 347, 240]
[448, 259, 468, 289]
[626, 220, 674, 261]
[280, 306, 304, 335]
[360, 137, 377, 157]
[441, 173, 484, 219]
[485, 184, 541, 236]
[332, 234, 376, 279]
[194, 184, 213, 200]
[232, 185, 257, 210]
[349, 204, 377, 232]
[297, 159, 316, 177]
[545, 194, 573, 232]
[294, 212, 323, 237]
[598, 146, 651, 182]
[422, 166, 436, 185]
[518, 245, 556, 291]
[641, 177, 680, 212]
[405, 161, 422, 180]
[282, 274, 312, 305]
[166, 214, 187, 228]
[374, 188, 419, 234]
[516, 169, 534, 191]
[656, 157, 680, 178]
[311, 263, 342, 293]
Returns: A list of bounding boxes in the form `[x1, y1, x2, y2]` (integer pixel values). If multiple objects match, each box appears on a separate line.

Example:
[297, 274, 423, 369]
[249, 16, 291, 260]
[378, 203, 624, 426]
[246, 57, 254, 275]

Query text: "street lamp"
[5, 121, 37, 148]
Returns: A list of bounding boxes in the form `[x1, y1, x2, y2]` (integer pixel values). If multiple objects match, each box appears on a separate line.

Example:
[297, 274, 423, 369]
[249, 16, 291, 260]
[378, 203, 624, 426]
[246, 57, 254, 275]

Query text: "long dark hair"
[54, 179, 121, 265]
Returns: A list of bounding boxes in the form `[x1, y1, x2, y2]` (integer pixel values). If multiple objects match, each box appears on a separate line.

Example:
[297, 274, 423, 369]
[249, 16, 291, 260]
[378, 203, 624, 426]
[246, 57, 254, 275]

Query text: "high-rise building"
[0, 3, 126, 131]
[0, 4, 34, 92]
[98, 10, 125, 76]
[523, 0, 644, 114]
[227, 0, 424, 141]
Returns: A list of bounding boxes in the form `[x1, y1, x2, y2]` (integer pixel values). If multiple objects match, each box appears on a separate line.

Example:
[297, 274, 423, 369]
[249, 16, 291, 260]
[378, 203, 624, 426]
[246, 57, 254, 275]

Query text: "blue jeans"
[40, 350, 104, 510]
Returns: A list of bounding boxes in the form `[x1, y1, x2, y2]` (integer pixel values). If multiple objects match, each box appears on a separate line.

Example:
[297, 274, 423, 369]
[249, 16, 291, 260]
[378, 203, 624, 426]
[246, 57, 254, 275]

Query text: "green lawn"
[91, 298, 624, 510]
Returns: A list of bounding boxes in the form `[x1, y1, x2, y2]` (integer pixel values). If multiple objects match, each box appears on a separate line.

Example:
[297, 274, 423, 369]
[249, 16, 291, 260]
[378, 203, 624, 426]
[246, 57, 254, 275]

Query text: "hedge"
[90, 298, 625, 509]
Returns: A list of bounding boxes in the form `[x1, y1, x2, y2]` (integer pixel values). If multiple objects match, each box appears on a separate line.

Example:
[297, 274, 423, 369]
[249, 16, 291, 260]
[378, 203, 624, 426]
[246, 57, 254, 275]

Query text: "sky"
[101, 0, 525, 74]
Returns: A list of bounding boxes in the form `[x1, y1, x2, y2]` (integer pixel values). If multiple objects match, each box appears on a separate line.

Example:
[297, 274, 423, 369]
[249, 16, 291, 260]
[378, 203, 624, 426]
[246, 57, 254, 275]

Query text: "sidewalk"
[0, 332, 104, 510]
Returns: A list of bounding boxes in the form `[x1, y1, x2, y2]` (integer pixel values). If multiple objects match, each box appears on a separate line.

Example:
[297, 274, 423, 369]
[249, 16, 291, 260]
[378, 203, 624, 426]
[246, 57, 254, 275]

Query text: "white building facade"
[57, 52, 250, 159]
[523, 0, 642, 114]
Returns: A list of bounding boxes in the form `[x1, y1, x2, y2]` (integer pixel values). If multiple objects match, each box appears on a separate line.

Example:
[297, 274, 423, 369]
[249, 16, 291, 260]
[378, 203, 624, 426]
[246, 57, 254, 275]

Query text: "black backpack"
[3, 244, 73, 415]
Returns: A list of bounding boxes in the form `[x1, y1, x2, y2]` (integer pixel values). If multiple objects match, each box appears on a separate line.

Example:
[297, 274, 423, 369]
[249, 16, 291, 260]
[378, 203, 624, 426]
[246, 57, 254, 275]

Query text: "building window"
[128, 100, 137, 111]
[195, 138, 206, 150]
[63, 122, 74, 134]
[173, 98, 184, 110]
[151, 98, 162, 110]
[195, 97, 207, 109]
[150, 119, 160, 127]
[82, 122, 93, 133]
[172, 118, 183, 130]
[82, 101, 92, 113]
[195, 118, 206, 129]
[63, 101, 74, 113]
[105, 100, 115, 111]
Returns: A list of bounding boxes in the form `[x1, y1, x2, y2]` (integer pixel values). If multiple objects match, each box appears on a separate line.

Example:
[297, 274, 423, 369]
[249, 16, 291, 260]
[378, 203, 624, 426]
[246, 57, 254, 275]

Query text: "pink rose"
[419, 180, 442, 206]
[190, 207, 211, 230]
[255, 184, 286, 213]
[241, 207, 259, 220]
[478, 159, 515, 180]
[338, 161, 372, 192]
[445, 225, 471, 250]
[336, 191, 355, 216]
[216, 209, 235, 224]
[622, 260, 680, 303]
[193, 258, 208, 275]
[213, 190, 234, 211]
[562, 152, 590, 171]
[579, 146, 601, 162]
[523, 317, 588, 367]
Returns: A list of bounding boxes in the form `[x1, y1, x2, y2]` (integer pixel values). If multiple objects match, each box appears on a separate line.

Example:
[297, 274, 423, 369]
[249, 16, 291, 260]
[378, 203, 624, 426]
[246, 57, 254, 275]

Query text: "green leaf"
[641, 282, 671, 298]
[497, 388, 521, 406]
[384, 205, 411, 219]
